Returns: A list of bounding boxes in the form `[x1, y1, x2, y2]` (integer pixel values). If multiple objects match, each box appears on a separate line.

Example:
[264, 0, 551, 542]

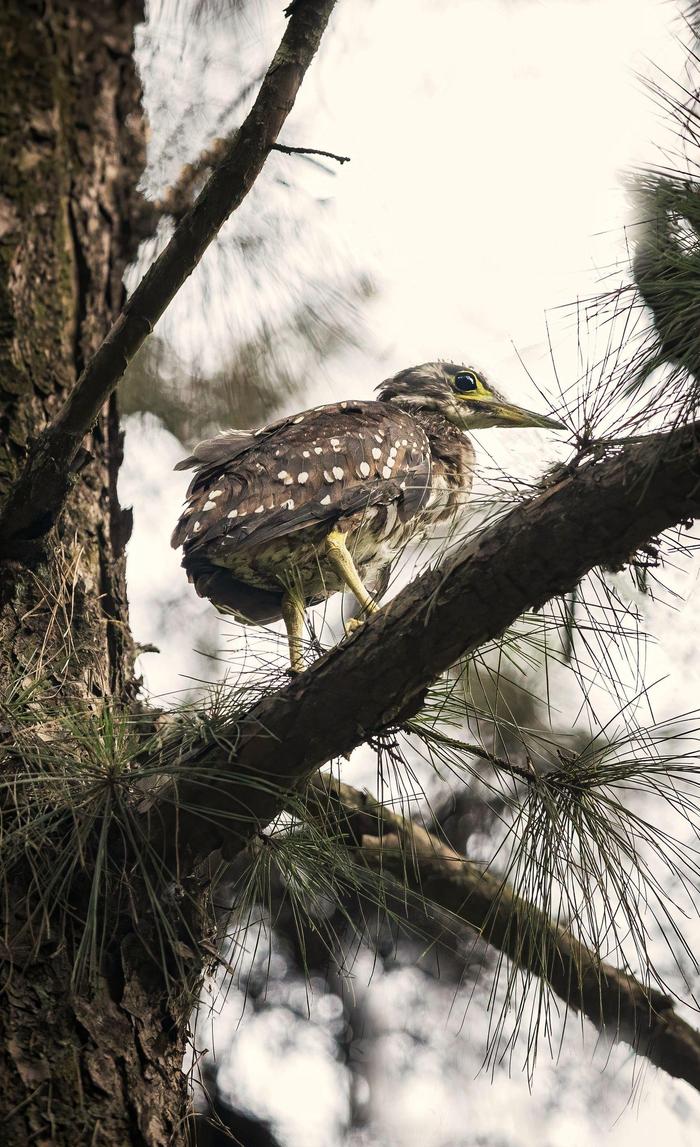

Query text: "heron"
[171, 362, 565, 672]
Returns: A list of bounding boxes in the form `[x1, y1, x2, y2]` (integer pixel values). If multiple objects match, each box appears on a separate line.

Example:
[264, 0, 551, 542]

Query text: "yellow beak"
[480, 398, 566, 430]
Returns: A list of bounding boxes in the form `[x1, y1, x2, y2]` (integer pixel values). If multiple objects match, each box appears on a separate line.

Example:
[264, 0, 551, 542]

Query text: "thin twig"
[154, 139, 350, 224]
[271, 143, 351, 164]
[402, 719, 537, 785]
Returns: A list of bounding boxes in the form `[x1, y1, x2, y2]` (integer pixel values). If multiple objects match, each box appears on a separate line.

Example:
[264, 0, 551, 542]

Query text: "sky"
[120, 1, 700, 1144]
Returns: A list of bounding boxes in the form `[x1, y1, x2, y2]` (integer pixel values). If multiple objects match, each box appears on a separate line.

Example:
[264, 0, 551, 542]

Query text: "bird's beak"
[477, 398, 566, 430]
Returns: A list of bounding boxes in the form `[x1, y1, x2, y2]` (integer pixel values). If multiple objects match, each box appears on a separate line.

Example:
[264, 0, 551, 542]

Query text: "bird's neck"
[408, 406, 468, 455]
[406, 407, 475, 492]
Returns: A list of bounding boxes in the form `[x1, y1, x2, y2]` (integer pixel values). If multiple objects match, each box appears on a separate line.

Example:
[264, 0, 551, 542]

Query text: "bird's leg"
[281, 590, 306, 674]
[323, 529, 379, 633]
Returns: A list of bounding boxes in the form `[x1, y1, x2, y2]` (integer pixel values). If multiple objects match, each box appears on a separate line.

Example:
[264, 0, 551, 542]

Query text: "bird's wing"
[171, 400, 432, 553]
[174, 428, 256, 472]
[173, 416, 297, 487]
[231, 475, 406, 549]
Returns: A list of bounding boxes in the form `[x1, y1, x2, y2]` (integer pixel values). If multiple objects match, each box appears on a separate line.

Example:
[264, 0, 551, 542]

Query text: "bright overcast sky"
[144, 0, 685, 389]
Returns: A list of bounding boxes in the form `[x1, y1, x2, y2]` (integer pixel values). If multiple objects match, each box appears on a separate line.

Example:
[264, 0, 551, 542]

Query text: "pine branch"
[309, 774, 700, 1093]
[0, 0, 338, 555]
[146, 420, 700, 869]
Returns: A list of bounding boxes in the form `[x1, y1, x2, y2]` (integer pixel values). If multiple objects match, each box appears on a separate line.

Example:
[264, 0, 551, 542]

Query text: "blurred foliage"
[122, 271, 373, 444]
[194, 1062, 282, 1147]
[633, 177, 700, 389]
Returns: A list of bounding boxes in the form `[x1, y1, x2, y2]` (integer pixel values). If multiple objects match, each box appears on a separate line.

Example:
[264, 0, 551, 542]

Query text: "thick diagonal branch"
[309, 774, 700, 1093]
[0, 0, 337, 552]
[147, 422, 700, 869]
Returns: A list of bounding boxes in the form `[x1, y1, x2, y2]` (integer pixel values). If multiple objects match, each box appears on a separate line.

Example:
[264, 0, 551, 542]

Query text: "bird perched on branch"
[171, 362, 565, 672]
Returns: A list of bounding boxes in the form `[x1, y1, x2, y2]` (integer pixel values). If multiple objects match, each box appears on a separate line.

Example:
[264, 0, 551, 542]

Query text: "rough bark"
[0, 4, 200, 1143]
[2, 927, 197, 1147]
[309, 775, 700, 1092]
[0, 0, 143, 701]
[147, 421, 700, 868]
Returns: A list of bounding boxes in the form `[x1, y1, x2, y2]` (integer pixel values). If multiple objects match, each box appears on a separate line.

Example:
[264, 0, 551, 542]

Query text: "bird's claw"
[343, 616, 364, 637]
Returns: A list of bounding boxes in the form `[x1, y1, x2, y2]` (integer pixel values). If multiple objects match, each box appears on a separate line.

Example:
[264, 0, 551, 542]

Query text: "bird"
[171, 362, 565, 672]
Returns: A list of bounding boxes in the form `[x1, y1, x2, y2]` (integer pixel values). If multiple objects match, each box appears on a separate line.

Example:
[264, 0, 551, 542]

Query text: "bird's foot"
[343, 616, 365, 637]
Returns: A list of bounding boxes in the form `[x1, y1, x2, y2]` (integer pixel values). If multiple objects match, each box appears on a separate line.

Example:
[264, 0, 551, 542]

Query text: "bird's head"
[377, 362, 565, 431]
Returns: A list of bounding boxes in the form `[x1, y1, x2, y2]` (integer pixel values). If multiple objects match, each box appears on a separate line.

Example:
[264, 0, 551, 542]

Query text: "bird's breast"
[423, 458, 474, 525]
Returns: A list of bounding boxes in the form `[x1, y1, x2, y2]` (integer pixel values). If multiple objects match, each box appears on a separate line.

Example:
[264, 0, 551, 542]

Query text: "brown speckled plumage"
[171, 361, 562, 641]
[171, 396, 468, 623]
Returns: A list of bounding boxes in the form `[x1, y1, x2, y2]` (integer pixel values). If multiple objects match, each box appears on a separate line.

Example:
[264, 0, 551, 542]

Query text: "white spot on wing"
[372, 447, 382, 461]
[282, 498, 295, 510]
[293, 415, 304, 424]
[324, 470, 335, 483]
[209, 489, 223, 498]
[359, 461, 370, 478]
[277, 470, 289, 481]
[254, 505, 264, 513]
[202, 500, 217, 511]
[382, 466, 392, 479]
[332, 466, 344, 480]
[314, 446, 323, 455]
[298, 472, 308, 484]
[193, 521, 201, 532]
[320, 495, 331, 505]
[227, 509, 238, 518]
[302, 450, 310, 458]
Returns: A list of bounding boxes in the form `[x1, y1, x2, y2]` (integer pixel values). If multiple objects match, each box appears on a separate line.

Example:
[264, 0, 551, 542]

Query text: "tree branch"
[308, 774, 700, 1093]
[150, 138, 350, 226]
[0, 0, 338, 554]
[146, 421, 700, 870]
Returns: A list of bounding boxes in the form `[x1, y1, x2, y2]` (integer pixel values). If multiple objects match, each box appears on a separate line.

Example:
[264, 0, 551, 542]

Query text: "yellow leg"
[281, 591, 305, 674]
[323, 529, 379, 625]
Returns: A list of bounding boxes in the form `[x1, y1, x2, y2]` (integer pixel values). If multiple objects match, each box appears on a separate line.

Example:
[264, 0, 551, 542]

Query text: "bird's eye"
[454, 372, 479, 393]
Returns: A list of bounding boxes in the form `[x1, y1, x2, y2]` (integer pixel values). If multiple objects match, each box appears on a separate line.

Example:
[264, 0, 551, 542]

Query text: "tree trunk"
[0, 4, 197, 1141]
[0, 0, 143, 701]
